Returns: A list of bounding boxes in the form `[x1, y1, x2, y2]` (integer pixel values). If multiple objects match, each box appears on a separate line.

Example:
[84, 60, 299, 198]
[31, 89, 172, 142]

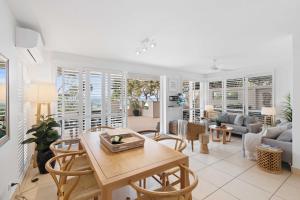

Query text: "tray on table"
[99, 131, 145, 152]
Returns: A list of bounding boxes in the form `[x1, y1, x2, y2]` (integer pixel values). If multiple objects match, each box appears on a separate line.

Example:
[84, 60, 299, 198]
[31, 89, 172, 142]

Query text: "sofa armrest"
[262, 138, 292, 164]
[247, 122, 262, 133]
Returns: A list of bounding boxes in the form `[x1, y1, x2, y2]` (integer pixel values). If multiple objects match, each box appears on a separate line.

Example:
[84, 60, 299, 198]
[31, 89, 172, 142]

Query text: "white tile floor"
[14, 136, 300, 200]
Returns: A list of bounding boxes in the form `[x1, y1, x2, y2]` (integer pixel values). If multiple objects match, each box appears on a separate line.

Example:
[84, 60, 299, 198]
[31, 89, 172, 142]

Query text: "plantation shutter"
[182, 81, 190, 121]
[89, 72, 103, 128]
[57, 68, 127, 138]
[106, 73, 127, 128]
[193, 82, 201, 122]
[247, 75, 273, 119]
[182, 81, 201, 122]
[57, 68, 82, 138]
[225, 78, 244, 114]
[208, 81, 223, 111]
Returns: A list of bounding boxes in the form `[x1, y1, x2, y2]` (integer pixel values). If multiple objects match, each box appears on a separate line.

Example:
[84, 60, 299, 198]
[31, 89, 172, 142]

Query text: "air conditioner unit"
[16, 27, 44, 64]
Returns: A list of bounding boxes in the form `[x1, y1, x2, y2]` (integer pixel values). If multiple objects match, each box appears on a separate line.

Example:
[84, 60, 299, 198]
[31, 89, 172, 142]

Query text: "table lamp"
[204, 105, 214, 118]
[261, 107, 276, 126]
[25, 83, 57, 123]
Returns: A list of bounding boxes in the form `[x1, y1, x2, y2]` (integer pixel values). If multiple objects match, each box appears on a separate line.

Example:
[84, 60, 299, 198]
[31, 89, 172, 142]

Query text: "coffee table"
[209, 125, 233, 144]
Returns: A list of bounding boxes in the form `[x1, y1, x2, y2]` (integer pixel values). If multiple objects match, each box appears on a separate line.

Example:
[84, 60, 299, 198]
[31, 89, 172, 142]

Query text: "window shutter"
[182, 81, 201, 122]
[57, 68, 81, 138]
[208, 81, 223, 111]
[247, 75, 273, 119]
[89, 72, 103, 128]
[56, 68, 127, 137]
[182, 81, 190, 121]
[225, 78, 244, 114]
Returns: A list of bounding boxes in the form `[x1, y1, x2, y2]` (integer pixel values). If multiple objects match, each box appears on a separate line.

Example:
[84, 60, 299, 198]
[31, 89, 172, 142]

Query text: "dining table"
[80, 128, 189, 200]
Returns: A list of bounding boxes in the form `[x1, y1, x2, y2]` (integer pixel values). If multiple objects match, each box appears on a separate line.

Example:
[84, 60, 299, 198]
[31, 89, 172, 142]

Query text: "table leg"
[180, 161, 190, 190]
[227, 131, 232, 142]
[222, 130, 226, 144]
[101, 187, 113, 200]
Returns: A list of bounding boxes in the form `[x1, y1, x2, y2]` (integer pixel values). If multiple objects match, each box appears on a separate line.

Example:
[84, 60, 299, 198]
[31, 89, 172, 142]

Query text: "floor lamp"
[25, 83, 57, 123]
[25, 83, 57, 168]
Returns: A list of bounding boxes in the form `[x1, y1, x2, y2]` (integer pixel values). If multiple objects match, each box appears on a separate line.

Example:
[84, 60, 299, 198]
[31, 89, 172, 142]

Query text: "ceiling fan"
[208, 58, 236, 72]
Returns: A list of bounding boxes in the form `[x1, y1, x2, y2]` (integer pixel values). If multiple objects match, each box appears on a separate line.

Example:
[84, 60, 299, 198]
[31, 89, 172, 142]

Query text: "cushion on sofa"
[227, 114, 237, 124]
[243, 116, 256, 126]
[263, 126, 287, 139]
[218, 113, 229, 123]
[277, 129, 292, 142]
[223, 123, 248, 134]
[234, 114, 244, 126]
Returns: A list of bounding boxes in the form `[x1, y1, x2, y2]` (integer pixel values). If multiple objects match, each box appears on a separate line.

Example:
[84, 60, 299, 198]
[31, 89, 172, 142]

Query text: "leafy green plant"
[130, 99, 140, 110]
[22, 116, 60, 152]
[282, 94, 292, 122]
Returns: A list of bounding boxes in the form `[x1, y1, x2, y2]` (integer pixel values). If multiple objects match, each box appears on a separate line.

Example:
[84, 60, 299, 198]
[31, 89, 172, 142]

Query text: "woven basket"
[256, 146, 283, 174]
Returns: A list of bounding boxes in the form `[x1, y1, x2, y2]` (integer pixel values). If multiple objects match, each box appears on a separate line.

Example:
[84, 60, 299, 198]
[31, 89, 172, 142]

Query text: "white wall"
[0, 0, 23, 199]
[292, 34, 300, 170]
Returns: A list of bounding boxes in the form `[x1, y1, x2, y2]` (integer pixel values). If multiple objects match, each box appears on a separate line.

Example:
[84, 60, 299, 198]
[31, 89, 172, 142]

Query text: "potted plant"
[282, 94, 292, 122]
[22, 115, 60, 174]
[131, 99, 141, 116]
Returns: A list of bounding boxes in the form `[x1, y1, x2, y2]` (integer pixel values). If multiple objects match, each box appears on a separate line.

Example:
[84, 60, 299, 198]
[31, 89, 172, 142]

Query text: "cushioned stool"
[200, 134, 209, 154]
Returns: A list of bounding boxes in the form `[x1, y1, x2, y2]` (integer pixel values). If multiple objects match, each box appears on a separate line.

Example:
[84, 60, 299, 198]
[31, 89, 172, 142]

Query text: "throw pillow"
[243, 116, 256, 126]
[277, 129, 292, 142]
[218, 113, 229, 123]
[228, 114, 237, 124]
[263, 127, 287, 139]
[234, 114, 244, 126]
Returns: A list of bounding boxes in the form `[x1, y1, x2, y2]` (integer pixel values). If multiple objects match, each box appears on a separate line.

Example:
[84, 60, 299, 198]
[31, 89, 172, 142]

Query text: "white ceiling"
[8, 0, 299, 74]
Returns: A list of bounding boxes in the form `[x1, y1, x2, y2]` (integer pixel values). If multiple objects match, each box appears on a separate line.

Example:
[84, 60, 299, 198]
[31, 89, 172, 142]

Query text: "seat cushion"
[218, 113, 229, 123]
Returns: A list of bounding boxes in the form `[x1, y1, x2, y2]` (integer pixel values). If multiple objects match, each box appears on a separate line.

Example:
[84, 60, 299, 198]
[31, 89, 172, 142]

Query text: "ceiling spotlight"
[150, 42, 156, 48]
[135, 37, 157, 56]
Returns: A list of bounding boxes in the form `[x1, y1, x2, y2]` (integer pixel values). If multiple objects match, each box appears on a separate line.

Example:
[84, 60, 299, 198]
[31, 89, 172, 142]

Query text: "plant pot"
[37, 149, 55, 174]
[133, 109, 140, 116]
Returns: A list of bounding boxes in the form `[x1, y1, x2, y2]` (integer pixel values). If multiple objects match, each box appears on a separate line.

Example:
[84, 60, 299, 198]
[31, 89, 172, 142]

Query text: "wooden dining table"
[80, 128, 189, 200]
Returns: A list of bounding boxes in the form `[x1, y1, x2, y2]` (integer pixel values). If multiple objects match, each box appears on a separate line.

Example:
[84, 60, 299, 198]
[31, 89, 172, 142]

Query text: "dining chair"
[186, 123, 206, 152]
[153, 136, 187, 187]
[45, 152, 101, 200]
[137, 130, 160, 139]
[177, 120, 188, 139]
[50, 139, 90, 171]
[130, 165, 198, 200]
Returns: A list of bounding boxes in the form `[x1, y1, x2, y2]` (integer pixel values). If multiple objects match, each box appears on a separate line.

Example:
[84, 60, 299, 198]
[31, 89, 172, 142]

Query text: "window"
[208, 81, 223, 111]
[57, 67, 127, 138]
[247, 75, 273, 119]
[226, 78, 244, 113]
[182, 81, 201, 122]
[208, 74, 273, 119]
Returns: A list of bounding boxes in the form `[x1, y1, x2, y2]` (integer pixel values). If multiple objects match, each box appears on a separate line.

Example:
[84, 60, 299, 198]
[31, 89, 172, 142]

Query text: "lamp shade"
[205, 105, 214, 112]
[25, 83, 57, 103]
[261, 107, 276, 116]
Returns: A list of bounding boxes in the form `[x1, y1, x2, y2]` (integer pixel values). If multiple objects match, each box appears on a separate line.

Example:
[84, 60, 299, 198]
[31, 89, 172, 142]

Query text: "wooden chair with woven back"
[137, 130, 160, 139]
[186, 123, 206, 152]
[50, 138, 90, 171]
[46, 152, 101, 200]
[130, 164, 198, 200]
[152, 135, 187, 188]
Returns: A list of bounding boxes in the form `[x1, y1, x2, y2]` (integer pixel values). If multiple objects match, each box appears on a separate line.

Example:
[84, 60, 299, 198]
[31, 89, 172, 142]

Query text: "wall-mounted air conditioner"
[16, 27, 44, 64]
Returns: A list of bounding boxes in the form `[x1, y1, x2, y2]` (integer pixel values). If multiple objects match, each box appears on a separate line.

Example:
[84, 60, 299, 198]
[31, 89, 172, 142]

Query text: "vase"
[37, 149, 55, 174]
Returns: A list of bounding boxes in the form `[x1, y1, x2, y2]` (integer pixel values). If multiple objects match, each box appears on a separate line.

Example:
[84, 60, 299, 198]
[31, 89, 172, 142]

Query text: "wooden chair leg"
[193, 140, 195, 151]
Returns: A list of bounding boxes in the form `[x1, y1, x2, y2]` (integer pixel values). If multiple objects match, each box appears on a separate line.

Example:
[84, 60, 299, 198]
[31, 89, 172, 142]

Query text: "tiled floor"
[15, 136, 300, 200]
